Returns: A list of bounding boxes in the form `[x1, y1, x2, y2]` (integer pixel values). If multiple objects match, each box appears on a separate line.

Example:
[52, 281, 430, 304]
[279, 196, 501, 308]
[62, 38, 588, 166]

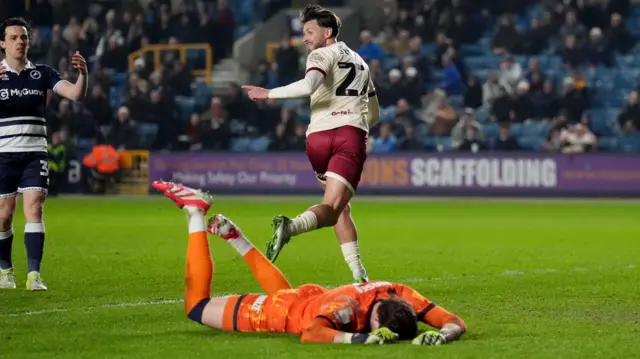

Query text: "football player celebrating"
[242, 5, 380, 284]
[0, 17, 88, 291]
[153, 181, 467, 345]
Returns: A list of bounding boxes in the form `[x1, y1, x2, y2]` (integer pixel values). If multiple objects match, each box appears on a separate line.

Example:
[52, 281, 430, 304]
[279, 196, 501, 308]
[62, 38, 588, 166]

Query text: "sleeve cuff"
[52, 80, 64, 94]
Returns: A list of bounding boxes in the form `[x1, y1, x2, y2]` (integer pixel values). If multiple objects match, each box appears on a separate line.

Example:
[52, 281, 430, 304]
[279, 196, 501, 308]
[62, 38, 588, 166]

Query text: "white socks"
[341, 241, 367, 280]
[287, 211, 318, 236]
[227, 237, 253, 256]
[185, 208, 206, 233]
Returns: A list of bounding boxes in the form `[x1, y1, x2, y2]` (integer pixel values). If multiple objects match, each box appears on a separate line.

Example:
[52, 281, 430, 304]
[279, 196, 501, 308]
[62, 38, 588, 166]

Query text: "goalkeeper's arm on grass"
[395, 285, 467, 346]
[301, 317, 399, 344]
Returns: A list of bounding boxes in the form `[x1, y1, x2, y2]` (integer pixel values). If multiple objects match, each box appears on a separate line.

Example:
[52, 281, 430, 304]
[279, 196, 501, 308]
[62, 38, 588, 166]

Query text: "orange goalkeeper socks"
[184, 211, 213, 314]
[243, 247, 291, 295]
[224, 232, 291, 295]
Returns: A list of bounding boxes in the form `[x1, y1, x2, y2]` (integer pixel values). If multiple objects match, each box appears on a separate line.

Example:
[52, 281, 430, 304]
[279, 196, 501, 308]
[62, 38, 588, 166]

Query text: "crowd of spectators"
[250, 0, 640, 154]
[4, 0, 639, 154]
[13, 0, 238, 152]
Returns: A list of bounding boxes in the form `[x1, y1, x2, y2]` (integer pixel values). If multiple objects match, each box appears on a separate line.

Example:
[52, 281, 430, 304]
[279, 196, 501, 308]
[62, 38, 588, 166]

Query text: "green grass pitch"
[1, 196, 639, 359]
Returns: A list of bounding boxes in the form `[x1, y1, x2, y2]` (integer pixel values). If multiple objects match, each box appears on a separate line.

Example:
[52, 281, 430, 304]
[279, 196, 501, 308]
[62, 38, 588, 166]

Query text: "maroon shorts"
[305, 126, 367, 193]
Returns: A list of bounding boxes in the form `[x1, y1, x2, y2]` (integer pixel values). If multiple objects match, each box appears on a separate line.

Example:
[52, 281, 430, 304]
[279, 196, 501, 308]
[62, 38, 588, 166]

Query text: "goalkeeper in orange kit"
[153, 180, 467, 345]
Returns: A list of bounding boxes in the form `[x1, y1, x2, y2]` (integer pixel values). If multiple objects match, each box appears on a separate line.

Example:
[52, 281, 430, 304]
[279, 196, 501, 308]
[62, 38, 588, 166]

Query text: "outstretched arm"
[268, 69, 325, 99]
[301, 317, 346, 343]
[241, 70, 324, 101]
[396, 285, 467, 343]
[242, 48, 331, 101]
[419, 305, 466, 343]
[54, 51, 88, 102]
[301, 317, 398, 344]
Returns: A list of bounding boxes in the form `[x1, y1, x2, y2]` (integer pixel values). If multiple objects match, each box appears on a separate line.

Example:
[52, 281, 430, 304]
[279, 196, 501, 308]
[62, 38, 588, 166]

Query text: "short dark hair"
[299, 5, 341, 38]
[0, 17, 31, 54]
[376, 297, 418, 340]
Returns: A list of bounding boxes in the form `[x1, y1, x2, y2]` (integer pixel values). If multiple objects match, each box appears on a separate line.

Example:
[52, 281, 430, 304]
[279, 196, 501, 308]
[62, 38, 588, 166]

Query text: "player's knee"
[325, 205, 342, 227]
[341, 203, 351, 216]
[0, 200, 16, 230]
[0, 216, 13, 231]
[22, 195, 45, 222]
[186, 298, 211, 324]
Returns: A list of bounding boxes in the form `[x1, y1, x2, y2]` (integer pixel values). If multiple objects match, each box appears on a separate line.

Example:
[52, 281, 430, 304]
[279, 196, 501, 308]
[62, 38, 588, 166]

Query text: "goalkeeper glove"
[344, 328, 399, 344]
[411, 330, 446, 346]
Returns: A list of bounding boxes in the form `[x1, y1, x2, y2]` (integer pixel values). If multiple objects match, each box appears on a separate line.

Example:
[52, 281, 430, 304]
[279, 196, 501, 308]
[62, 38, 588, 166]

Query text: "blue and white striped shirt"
[0, 59, 63, 153]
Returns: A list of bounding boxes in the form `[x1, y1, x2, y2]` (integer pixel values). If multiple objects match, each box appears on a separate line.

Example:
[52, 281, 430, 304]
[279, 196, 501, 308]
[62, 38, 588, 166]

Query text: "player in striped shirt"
[0, 17, 88, 291]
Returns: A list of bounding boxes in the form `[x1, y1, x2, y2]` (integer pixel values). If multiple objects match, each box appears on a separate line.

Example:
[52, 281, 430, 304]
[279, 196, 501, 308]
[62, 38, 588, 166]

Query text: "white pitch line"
[2, 264, 635, 318]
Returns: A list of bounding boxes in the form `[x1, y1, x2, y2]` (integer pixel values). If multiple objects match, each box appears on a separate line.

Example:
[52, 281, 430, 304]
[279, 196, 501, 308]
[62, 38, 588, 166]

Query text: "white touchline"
[2, 264, 635, 318]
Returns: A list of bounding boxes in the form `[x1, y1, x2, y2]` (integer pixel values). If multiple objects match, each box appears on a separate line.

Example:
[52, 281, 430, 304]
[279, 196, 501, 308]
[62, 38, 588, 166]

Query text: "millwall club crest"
[29, 70, 42, 80]
[0, 74, 8, 81]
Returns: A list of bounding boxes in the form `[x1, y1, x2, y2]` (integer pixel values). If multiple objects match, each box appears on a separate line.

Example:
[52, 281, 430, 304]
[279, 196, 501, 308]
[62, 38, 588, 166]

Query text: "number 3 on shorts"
[40, 159, 50, 177]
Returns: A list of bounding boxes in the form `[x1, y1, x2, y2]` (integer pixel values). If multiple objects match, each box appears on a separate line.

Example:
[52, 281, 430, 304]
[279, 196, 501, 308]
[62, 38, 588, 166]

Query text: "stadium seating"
[396, 3, 640, 152]
[50, 0, 639, 153]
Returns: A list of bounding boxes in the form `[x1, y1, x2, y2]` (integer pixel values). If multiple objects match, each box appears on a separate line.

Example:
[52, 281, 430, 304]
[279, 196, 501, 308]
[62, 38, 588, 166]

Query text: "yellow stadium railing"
[115, 150, 149, 195]
[128, 44, 213, 84]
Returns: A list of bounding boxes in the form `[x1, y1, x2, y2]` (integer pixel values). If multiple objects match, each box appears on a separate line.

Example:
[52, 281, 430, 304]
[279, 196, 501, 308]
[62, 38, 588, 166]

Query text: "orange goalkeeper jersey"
[232, 280, 459, 337]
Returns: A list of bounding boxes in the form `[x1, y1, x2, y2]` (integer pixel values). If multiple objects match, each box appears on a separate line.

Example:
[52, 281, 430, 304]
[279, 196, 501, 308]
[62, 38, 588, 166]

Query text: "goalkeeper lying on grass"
[153, 180, 467, 345]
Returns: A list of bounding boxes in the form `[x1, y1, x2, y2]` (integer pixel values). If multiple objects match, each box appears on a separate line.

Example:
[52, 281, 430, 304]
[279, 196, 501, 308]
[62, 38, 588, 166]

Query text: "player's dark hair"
[0, 17, 31, 54]
[376, 297, 418, 340]
[299, 5, 341, 38]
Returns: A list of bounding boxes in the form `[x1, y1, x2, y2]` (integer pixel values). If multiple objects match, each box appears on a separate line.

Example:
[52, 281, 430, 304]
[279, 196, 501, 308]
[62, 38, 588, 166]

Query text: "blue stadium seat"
[230, 137, 251, 152]
[510, 123, 524, 137]
[465, 56, 489, 69]
[236, 25, 253, 39]
[76, 138, 95, 153]
[478, 36, 492, 48]
[230, 119, 247, 136]
[589, 116, 618, 136]
[109, 87, 124, 110]
[380, 106, 397, 123]
[517, 136, 545, 151]
[193, 82, 212, 108]
[521, 122, 551, 137]
[185, 49, 205, 69]
[597, 137, 619, 151]
[472, 69, 489, 80]
[515, 18, 530, 31]
[110, 72, 128, 86]
[618, 136, 640, 152]
[482, 123, 500, 139]
[175, 96, 196, 119]
[138, 123, 159, 148]
[423, 136, 453, 151]
[448, 95, 463, 108]
[281, 99, 304, 109]
[248, 136, 271, 152]
[617, 54, 636, 68]
[514, 55, 529, 68]
[421, 44, 436, 55]
[475, 108, 490, 123]
[415, 123, 430, 137]
[37, 26, 52, 47]
[382, 58, 399, 72]
[431, 70, 443, 82]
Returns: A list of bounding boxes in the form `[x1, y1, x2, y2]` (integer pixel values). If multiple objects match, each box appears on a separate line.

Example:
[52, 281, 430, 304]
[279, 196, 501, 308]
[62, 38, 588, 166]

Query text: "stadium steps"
[108, 178, 149, 195]
[211, 58, 239, 95]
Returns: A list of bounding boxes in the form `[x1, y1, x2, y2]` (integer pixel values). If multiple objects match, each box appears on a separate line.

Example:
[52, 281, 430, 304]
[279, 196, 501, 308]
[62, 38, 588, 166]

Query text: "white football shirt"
[304, 42, 376, 136]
